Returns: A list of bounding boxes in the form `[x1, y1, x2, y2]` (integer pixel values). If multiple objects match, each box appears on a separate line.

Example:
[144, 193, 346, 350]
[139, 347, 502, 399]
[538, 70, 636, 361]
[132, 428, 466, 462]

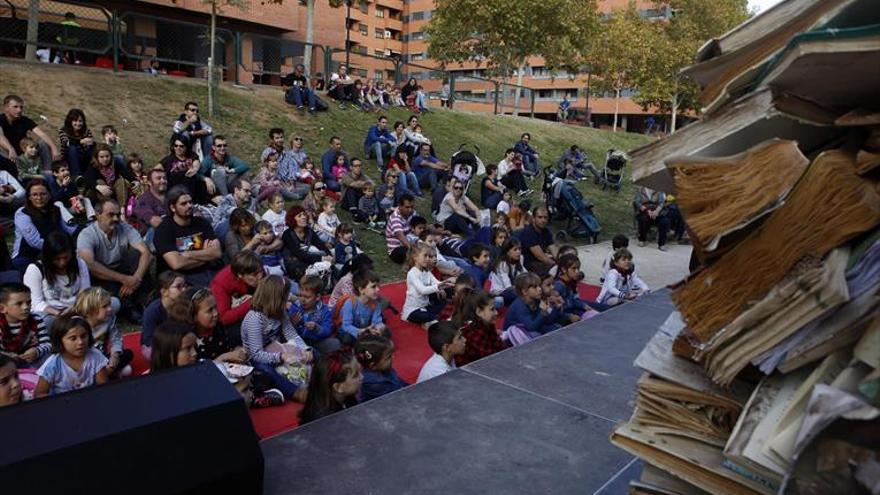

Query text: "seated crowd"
[0, 91, 656, 425]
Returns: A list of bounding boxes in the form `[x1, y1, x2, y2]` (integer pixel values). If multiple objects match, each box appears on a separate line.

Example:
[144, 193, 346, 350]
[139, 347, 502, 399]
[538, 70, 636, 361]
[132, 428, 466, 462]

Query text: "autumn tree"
[425, 0, 600, 115]
[633, 0, 750, 132]
[584, 2, 654, 132]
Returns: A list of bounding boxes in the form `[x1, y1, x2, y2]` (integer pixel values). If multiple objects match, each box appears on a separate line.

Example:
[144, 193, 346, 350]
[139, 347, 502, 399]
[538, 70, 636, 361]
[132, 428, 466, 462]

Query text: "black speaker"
[0, 361, 263, 494]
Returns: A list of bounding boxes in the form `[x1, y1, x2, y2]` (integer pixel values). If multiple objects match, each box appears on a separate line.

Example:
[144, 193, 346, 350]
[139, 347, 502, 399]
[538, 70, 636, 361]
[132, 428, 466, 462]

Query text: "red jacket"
[210, 265, 254, 326]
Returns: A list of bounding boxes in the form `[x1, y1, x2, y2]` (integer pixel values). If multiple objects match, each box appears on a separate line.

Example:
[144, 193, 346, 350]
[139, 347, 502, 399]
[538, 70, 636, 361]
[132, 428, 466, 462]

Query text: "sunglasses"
[187, 107, 199, 112]
[293, 137, 303, 141]
[173, 144, 186, 148]
[315, 186, 326, 191]
[215, 144, 228, 148]
[453, 186, 463, 191]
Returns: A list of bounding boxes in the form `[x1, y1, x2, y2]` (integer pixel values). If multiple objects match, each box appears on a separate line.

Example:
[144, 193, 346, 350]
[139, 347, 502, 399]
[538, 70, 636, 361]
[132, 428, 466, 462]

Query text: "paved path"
[576, 239, 693, 289]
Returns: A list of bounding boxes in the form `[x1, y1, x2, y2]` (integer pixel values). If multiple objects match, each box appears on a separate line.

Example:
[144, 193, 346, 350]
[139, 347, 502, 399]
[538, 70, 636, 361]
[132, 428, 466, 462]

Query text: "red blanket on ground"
[123, 281, 600, 439]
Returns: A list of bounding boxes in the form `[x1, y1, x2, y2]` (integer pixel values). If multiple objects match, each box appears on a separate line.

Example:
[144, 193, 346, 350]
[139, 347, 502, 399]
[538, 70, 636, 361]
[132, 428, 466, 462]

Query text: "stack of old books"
[612, 1, 880, 493]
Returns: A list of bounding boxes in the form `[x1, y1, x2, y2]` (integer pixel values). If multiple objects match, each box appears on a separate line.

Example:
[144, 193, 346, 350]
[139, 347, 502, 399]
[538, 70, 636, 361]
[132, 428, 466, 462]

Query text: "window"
[401, 34, 409, 42]
[411, 11, 424, 21]
[375, 7, 385, 18]
[359, 23, 368, 36]
[375, 28, 384, 39]
[358, 46, 367, 55]
[402, 14, 410, 23]
[410, 31, 424, 41]
[374, 49, 384, 57]
[357, 68, 368, 77]
[358, 1, 368, 14]
[375, 70, 384, 80]
[410, 52, 424, 61]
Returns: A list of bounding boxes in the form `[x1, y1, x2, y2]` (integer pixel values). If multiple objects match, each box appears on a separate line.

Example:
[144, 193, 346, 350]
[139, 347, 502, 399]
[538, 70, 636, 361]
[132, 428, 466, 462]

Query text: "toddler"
[16, 137, 43, 181]
[416, 321, 465, 383]
[356, 185, 383, 227]
[101, 125, 125, 168]
[299, 158, 319, 185]
[253, 220, 285, 276]
[316, 197, 340, 245]
[73, 287, 131, 377]
[497, 191, 512, 216]
[356, 334, 408, 402]
[333, 223, 360, 274]
[261, 192, 288, 237]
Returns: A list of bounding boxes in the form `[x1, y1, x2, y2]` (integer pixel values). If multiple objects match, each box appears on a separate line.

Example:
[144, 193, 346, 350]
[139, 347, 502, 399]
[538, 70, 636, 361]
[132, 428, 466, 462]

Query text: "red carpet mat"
[123, 281, 601, 440]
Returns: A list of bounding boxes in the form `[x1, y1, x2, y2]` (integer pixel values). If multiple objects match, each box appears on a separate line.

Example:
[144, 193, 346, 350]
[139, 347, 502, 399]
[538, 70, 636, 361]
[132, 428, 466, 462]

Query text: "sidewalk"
[576, 239, 693, 289]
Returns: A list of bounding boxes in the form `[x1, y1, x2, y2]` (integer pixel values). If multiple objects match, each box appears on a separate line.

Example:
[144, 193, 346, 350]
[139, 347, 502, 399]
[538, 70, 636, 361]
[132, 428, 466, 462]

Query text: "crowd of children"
[0, 91, 657, 432]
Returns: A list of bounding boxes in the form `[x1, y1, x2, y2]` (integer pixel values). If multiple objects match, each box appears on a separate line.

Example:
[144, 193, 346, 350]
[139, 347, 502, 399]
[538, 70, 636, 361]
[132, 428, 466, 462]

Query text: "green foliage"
[583, 2, 654, 97]
[632, 0, 751, 117]
[426, 0, 600, 77]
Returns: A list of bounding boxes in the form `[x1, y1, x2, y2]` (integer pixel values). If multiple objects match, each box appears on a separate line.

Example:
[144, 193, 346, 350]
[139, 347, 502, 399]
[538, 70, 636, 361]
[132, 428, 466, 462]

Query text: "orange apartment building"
[0, 0, 666, 131]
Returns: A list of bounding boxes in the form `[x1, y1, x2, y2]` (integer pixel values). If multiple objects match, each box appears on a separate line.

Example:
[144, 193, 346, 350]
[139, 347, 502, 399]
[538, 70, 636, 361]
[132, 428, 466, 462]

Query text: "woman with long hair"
[160, 137, 210, 205]
[57, 108, 95, 176]
[23, 230, 89, 329]
[12, 179, 77, 271]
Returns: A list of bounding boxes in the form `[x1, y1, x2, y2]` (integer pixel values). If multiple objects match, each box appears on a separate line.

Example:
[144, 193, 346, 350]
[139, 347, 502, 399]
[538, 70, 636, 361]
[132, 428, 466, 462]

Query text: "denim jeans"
[482, 191, 502, 209]
[368, 141, 394, 169]
[65, 143, 94, 177]
[521, 154, 539, 177]
[415, 167, 438, 191]
[253, 362, 300, 398]
[288, 86, 317, 109]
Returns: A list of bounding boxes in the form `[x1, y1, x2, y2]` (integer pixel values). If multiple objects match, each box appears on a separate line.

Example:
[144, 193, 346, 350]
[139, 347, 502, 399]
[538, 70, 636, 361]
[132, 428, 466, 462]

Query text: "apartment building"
[1, 0, 664, 130]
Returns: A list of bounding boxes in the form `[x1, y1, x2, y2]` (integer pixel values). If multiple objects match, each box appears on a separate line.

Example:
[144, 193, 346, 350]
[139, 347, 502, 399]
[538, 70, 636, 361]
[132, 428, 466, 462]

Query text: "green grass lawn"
[2, 59, 652, 282]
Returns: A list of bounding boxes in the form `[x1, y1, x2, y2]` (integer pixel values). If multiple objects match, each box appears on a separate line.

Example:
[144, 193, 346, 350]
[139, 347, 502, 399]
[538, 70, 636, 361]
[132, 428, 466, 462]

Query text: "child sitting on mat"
[402, 242, 454, 329]
[34, 316, 108, 397]
[355, 334, 407, 402]
[290, 275, 339, 356]
[299, 348, 362, 424]
[417, 320, 466, 383]
[454, 290, 508, 366]
[339, 270, 387, 345]
[73, 287, 132, 378]
[597, 248, 649, 307]
[489, 238, 526, 306]
[504, 272, 563, 338]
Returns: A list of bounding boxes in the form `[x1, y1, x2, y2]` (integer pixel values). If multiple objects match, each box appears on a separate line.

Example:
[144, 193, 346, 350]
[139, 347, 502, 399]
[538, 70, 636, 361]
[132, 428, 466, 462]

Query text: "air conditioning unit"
[384, 49, 392, 57]
[383, 30, 392, 39]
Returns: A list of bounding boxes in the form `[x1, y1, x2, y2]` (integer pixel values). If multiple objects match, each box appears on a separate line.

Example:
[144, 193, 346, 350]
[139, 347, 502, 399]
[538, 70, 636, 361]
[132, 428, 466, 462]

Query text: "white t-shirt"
[262, 209, 288, 236]
[417, 353, 456, 383]
[497, 200, 510, 215]
[37, 349, 108, 395]
[402, 267, 440, 319]
[23, 258, 91, 314]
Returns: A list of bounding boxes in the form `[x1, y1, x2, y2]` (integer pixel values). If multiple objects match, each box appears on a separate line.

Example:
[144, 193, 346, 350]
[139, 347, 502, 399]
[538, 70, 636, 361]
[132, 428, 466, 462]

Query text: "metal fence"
[0, 0, 544, 117]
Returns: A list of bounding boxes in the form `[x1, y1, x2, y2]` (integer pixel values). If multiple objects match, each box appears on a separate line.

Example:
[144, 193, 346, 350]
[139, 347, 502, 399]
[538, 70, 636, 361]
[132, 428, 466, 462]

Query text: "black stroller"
[598, 149, 627, 192]
[542, 167, 601, 243]
[450, 143, 483, 192]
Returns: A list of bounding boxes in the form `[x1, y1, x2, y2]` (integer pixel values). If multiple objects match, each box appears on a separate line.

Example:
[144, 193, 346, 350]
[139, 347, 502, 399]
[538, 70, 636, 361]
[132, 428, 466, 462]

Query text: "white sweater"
[597, 268, 649, 304]
[402, 267, 440, 319]
[23, 259, 91, 314]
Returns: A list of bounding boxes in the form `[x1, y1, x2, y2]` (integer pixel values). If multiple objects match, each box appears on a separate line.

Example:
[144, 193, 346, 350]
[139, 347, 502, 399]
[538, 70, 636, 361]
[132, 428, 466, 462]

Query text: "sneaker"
[308, 107, 316, 114]
[296, 106, 305, 114]
[518, 189, 529, 197]
[339, 102, 347, 110]
[252, 388, 284, 408]
[368, 221, 376, 228]
[658, 244, 669, 252]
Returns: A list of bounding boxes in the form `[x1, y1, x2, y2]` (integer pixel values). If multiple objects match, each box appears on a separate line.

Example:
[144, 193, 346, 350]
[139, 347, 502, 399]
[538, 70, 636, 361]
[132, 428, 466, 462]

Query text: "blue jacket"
[361, 368, 408, 402]
[463, 262, 489, 289]
[364, 125, 395, 149]
[503, 297, 561, 335]
[514, 141, 537, 160]
[289, 300, 333, 343]
[554, 280, 589, 315]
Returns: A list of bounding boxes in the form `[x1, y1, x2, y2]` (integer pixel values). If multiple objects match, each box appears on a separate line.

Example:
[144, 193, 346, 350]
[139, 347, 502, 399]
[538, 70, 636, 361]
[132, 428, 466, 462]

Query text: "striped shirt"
[0, 313, 51, 359]
[240, 310, 307, 365]
[385, 208, 412, 254]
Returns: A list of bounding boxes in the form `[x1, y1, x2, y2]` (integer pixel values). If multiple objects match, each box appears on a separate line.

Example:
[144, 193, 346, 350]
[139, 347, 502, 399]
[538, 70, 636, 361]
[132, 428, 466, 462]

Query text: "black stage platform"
[262, 289, 675, 494]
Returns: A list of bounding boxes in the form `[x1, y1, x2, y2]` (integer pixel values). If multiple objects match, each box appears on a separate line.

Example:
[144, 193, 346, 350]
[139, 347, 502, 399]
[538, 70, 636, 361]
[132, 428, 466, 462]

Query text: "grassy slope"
[1, 59, 651, 281]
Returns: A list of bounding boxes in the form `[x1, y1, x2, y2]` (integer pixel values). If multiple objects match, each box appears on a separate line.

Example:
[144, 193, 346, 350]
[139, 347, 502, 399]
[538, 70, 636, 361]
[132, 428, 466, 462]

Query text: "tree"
[294, 0, 345, 79]
[425, 0, 600, 116]
[583, 2, 654, 132]
[173, 0, 247, 117]
[633, 0, 750, 132]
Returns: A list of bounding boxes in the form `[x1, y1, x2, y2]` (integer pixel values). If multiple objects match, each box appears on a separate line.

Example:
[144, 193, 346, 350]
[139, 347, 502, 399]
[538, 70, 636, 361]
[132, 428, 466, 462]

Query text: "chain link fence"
[247, 34, 327, 86]
[0, 0, 111, 62]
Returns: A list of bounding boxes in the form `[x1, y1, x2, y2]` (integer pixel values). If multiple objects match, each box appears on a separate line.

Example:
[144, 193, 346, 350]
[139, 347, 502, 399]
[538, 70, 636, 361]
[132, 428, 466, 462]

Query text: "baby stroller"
[598, 149, 627, 192]
[450, 143, 483, 192]
[542, 167, 601, 243]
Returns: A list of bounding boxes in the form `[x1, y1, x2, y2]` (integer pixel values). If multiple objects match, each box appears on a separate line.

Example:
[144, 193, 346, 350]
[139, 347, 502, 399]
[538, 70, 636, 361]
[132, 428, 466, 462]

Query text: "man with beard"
[153, 185, 222, 287]
[77, 198, 153, 320]
[133, 167, 168, 248]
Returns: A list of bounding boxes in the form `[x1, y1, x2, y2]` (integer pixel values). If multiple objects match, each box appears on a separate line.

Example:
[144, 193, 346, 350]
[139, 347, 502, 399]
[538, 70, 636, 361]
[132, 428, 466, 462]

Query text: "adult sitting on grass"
[498, 148, 530, 195]
[77, 197, 152, 320]
[161, 136, 210, 205]
[283, 63, 320, 114]
[519, 205, 558, 275]
[340, 158, 373, 213]
[413, 143, 450, 193]
[281, 205, 333, 278]
[327, 64, 356, 108]
[436, 178, 480, 237]
[12, 179, 77, 272]
[57, 108, 95, 177]
[212, 178, 257, 239]
[320, 136, 348, 192]
[132, 167, 167, 247]
[171, 101, 213, 160]
[364, 115, 396, 171]
[480, 163, 506, 210]
[199, 135, 249, 197]
[0, 94, 61, 173]
[513, 132, 540, 178]
[154, 185, 223, 287]
[385, 193, 416, 264]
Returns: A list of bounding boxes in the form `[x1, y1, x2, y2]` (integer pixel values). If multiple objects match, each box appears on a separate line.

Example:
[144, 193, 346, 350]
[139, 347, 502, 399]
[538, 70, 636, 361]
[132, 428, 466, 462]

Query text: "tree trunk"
[670, 93, 679, 134]
[25, 0, 39, 61]
[303, 0, 315, 75]
[613, 87, 621, 132]
[512, 61, 525, 117]
[207, 2, 217, 117]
